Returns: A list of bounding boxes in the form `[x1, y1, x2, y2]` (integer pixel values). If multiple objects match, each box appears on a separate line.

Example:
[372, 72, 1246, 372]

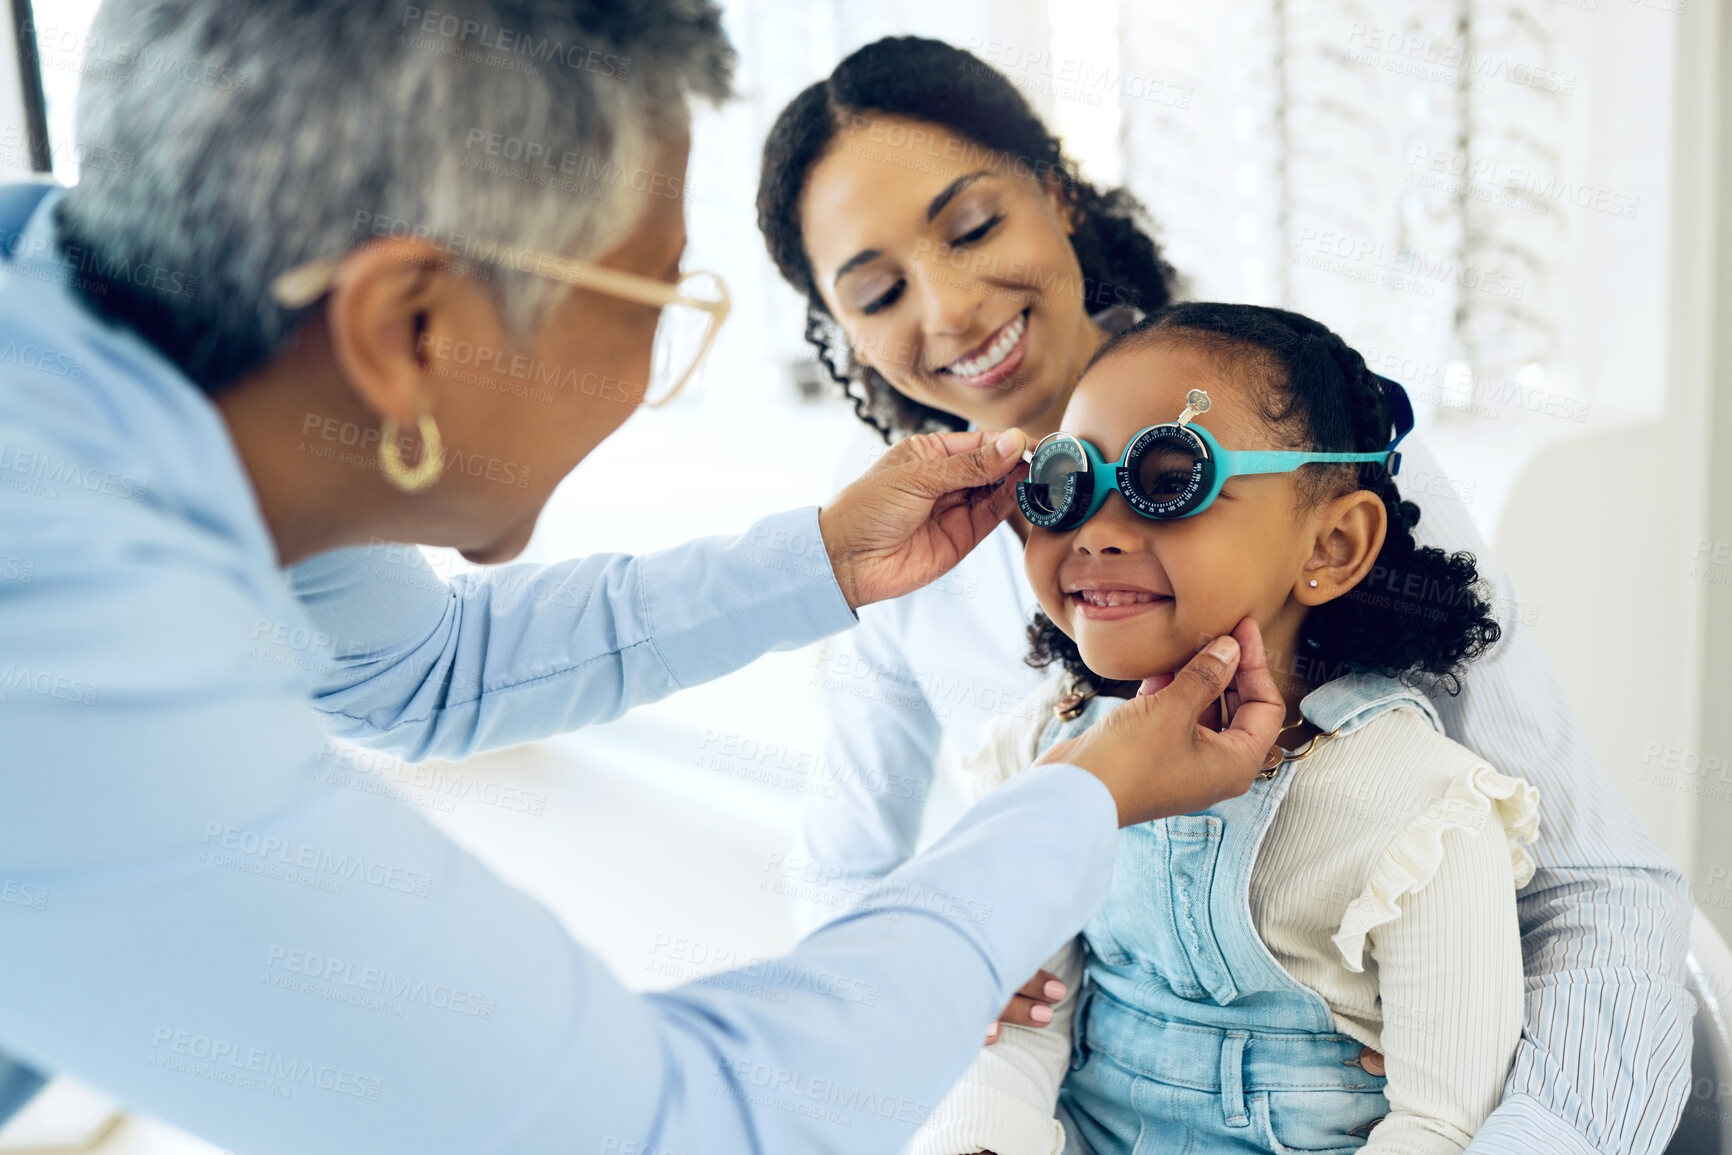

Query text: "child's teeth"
[1082, 590, 1158, 607]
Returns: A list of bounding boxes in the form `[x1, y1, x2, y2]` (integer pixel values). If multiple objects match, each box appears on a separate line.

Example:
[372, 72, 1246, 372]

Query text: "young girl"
[910, 303, 1540, 1155]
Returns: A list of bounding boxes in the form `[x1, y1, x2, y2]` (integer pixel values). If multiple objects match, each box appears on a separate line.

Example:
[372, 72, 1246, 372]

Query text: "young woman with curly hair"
[756, 38, 1692, 1154]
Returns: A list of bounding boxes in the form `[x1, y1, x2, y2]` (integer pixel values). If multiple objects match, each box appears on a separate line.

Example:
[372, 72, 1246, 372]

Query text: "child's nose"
[1072, 492, 1151, 555]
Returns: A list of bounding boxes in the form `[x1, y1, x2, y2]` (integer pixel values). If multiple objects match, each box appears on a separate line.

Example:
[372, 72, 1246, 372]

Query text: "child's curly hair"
[1028, 303, 1502, 698]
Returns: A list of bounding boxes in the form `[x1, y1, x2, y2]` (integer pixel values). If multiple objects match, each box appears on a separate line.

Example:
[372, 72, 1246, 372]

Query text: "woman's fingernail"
[995, 428, 1026, 456]
[1205, 636, 1238, 661]
[1043, 980, 1067, 1000]
[1030, 1004, 1054, 1024]
[985, 1022, 999, 1041]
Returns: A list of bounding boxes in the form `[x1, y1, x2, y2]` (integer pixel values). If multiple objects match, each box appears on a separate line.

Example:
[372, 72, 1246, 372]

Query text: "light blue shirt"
[0, 187, 1119, 1154]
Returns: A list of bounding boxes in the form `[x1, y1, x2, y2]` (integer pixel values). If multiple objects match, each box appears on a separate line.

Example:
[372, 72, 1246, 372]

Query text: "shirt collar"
[1298, 671, 1442, 736]
[0, 184, 281, 572]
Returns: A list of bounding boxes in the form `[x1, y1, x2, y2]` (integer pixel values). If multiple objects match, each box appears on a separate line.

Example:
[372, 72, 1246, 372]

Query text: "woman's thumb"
[1160, 636, 1240, 714]
[911, 428, 1027, 495]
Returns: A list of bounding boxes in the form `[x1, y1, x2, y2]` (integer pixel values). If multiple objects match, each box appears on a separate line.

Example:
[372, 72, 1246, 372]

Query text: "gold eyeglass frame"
[268, 245, 732, 408]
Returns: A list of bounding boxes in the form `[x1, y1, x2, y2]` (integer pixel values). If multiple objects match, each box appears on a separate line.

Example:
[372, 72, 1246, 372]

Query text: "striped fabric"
[1409, 443, 1698, 1154]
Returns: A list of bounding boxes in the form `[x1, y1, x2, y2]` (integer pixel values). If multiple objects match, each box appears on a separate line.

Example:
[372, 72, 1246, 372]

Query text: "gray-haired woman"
[0, 3, 1283, 1153]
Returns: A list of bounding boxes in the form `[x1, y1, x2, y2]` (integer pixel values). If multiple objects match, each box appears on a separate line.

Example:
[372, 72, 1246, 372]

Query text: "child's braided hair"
[1027, 303, 1503, 697]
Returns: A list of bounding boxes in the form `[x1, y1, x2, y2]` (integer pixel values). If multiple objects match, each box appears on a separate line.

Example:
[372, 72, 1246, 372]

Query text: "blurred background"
[2, 0, 1728, 1149]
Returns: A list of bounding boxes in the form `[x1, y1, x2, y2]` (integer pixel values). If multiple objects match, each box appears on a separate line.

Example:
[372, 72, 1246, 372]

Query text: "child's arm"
[1333, 765, 1539, 1154]
[908, 938, 1082, 1155]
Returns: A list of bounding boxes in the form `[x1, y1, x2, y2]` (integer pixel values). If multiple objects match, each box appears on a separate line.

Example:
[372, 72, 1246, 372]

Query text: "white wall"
[1489, 2, 1707, 889]
[1687, 0, 1732, 945]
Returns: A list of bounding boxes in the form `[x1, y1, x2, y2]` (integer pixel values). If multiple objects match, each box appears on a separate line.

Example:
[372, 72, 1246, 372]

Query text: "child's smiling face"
[1024, 338, 1368, 684]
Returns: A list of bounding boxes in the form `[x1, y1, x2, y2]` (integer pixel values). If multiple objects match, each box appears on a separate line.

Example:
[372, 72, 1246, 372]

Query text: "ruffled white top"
[910, 677, 1542, 1155]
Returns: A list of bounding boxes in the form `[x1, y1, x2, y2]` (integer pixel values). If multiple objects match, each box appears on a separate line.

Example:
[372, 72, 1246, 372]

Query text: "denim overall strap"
[1048, 695, 1341, 1033]
[1043, 678, 1429, 1152]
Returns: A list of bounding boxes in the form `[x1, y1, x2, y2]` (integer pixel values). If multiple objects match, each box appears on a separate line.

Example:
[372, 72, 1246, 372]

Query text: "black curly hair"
[1027, 303, 1502, 699]
[755, 35, 1180, 444]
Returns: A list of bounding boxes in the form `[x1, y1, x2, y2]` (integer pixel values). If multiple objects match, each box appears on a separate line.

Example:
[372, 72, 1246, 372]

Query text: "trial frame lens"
[1027, 437, 1087, 514]
[1118, 424, 1214, 518]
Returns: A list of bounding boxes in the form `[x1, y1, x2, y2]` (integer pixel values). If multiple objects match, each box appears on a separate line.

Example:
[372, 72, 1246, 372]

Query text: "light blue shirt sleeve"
[1, 480, 1121, 1154]
[287, 507, 857, 759]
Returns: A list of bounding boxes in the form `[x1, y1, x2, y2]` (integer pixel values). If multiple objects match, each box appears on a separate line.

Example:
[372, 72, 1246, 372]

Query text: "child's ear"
[1294, 491, 1387, 606]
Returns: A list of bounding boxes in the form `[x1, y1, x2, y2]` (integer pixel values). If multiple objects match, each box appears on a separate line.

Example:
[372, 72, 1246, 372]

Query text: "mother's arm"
[792, 599, 945, 937]
[1403, 438, 1696, 1154]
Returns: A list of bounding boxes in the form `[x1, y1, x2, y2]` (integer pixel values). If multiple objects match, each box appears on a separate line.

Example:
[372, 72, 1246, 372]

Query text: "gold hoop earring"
[378, 412, 444, 493]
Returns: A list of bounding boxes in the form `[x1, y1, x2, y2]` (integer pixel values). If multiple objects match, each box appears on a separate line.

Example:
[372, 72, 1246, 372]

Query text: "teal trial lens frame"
[1017, 377, 1415, 531]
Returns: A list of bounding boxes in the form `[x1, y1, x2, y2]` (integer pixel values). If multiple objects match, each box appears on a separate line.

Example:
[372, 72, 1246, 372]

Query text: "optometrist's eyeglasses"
[1017, 379, 1414, 530]
[269, 244, 731, 408]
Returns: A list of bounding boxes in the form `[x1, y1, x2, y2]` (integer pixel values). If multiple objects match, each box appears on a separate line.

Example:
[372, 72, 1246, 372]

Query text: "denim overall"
[1049, 675, 1442, 1155]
